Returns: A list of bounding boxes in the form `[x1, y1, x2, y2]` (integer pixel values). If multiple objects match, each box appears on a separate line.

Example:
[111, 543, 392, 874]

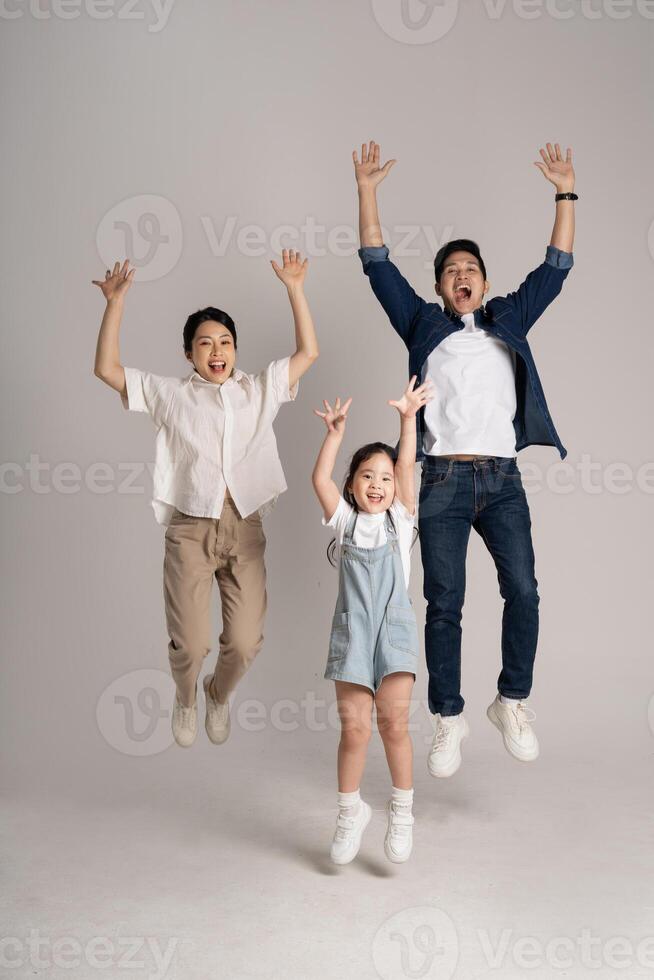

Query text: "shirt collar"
[183, 367, 248, 388]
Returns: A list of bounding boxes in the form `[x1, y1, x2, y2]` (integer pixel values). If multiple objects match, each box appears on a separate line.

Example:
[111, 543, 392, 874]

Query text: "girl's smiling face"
[186, 321, 236, 384]
[349, 452, 396, 514]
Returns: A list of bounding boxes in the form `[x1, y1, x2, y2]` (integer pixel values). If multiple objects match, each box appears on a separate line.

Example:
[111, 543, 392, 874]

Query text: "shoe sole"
[486, 702, 539, 762]
[427, 718, 470, 778]
[203, 677, 230, 745]
[330, 803, 372, 866]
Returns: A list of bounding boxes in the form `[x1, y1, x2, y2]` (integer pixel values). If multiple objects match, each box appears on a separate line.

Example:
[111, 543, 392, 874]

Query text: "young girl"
[312, 378, 433, 865]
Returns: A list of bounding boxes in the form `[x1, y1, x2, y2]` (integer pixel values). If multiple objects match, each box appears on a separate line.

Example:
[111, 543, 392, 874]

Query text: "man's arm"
[535, 142, 576, 253]
[354, 141, 426, 346]
[490, 144, 576, 335]
[93, 259, 134, 395]
[270, 249, 319, 390]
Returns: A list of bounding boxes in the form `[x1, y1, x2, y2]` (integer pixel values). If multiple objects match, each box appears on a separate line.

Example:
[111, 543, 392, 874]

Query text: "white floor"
[4, 723, 654, 980]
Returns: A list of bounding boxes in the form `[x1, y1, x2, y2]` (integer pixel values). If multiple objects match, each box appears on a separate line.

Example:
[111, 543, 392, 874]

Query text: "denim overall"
[325, 507, 419, 692]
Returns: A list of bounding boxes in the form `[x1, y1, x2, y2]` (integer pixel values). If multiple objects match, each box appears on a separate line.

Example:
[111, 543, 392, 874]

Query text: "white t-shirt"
[422, 312, 517, 457]
[322, 495, 416, 589]
[121, 357, 298, 526]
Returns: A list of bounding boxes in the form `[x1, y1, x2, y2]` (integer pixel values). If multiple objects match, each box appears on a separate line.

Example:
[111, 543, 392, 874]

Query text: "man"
[353, 140, 576, 774]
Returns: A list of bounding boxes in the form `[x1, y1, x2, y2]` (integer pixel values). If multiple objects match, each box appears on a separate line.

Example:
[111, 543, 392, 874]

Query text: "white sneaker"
[487, 695, 539, 762]
[427, 713, 469, 777]
[384, 801, 414, 864]
[203, 675, 230, 745]
[330, 801, 372, 865]
[171, 695, 197, 748]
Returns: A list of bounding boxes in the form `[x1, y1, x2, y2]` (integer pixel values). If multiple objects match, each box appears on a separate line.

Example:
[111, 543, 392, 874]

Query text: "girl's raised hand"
[352, 140, 396, 189]
[271, 249, 308, 288]
[313, 396, 352, 434]
[92, 259, 135, 302]
[388, 376, 434, 419]
[534, 143, 575, 193]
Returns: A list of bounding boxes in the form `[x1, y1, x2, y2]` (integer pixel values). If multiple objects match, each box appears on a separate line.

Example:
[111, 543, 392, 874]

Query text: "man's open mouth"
[454, 284, 472, 302]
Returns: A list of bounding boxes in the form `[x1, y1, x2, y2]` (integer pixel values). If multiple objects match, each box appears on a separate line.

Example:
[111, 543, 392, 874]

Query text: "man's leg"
[418, 465, 474, 717]
[473, 460, 539, 700]
[211, 500, 267, 703]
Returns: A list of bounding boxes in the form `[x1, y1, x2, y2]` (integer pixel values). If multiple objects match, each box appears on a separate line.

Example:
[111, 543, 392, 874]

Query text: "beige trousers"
[163, 492, 267, 707]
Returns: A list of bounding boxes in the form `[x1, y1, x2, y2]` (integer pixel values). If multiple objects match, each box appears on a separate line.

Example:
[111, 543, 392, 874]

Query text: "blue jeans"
[418, 457, 539, 716]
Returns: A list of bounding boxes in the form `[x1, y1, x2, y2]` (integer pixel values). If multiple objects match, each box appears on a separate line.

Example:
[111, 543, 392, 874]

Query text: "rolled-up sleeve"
[268, 356, 299, 407]
[358, 244, 391, 270]
[121, 368, 171, 427]
[545, 245, 574, 270]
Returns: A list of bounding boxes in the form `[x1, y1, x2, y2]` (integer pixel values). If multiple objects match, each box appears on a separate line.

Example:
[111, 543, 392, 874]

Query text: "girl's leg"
[375, 673, 415, 789]
[335, 681, 374, 792]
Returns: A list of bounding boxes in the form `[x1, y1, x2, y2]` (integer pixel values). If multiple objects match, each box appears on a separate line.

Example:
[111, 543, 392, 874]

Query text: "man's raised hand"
[353, 140, 396, 190]
[534, 143, 575, 193]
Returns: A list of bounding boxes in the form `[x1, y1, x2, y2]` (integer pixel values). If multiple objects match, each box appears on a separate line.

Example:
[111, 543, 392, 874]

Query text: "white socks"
[337, 789, 362, 817]
[500, 695, 524, 706]
[338, 787, 414, 813]
[391, 786, 414, 811]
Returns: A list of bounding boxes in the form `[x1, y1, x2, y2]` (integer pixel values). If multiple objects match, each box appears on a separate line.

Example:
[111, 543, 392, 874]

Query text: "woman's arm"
[270, 249, 319, 389]
[311, 397, 352, 521]
[388, 376, 434, 515]
[92, 260, 135, 394]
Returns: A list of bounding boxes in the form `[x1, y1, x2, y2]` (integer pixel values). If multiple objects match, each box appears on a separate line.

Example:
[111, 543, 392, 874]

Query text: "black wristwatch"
[555, 192, 578, 201]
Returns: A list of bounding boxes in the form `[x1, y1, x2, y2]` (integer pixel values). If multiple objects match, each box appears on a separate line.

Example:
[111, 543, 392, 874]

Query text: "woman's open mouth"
[366, 493, 384, 504]
[208, 360, 226, 376]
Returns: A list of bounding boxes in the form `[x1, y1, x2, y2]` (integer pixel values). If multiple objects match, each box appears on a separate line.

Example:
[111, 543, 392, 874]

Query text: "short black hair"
[434, 239, 487, 284]
[343, 442, 397, 510]
[183, 307, 237, 354]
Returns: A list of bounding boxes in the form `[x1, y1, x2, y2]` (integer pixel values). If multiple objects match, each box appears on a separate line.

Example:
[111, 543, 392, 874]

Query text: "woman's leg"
[335, 681, 374, 792]
[375, 672, 415, 789]
[163, 514, 216, 707]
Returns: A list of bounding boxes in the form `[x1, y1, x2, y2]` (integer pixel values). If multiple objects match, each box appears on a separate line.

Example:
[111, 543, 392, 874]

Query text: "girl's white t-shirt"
[322, 495, 416, 589]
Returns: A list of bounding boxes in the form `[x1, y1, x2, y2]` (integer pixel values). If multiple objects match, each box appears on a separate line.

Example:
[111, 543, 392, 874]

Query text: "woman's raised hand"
[313, 396, 353, 434]
[92, 259, 135, 302]
[352, 140, 396, 189]
[271, 249, 308, 287]
[388, 376, 434, 418]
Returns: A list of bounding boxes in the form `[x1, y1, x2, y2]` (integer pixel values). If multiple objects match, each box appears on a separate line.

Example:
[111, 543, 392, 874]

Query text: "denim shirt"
[358, 244, 573, 460]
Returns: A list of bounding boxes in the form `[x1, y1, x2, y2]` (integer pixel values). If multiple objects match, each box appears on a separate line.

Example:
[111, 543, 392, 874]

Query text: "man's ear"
[434, 281, 442, 298]
[483, 280, 490, 296]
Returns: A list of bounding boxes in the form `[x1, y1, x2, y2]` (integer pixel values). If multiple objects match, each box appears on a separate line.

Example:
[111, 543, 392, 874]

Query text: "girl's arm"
[92, 260, 135, 394]
[270, 249, 319, 389]
[388, 377, 434, 516]
[311, 397, 352, 521]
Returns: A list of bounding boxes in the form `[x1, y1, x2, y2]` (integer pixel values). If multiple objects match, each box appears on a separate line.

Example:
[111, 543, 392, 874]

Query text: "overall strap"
[384, 506, 398, 541]
[342, 504, 358, 544]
